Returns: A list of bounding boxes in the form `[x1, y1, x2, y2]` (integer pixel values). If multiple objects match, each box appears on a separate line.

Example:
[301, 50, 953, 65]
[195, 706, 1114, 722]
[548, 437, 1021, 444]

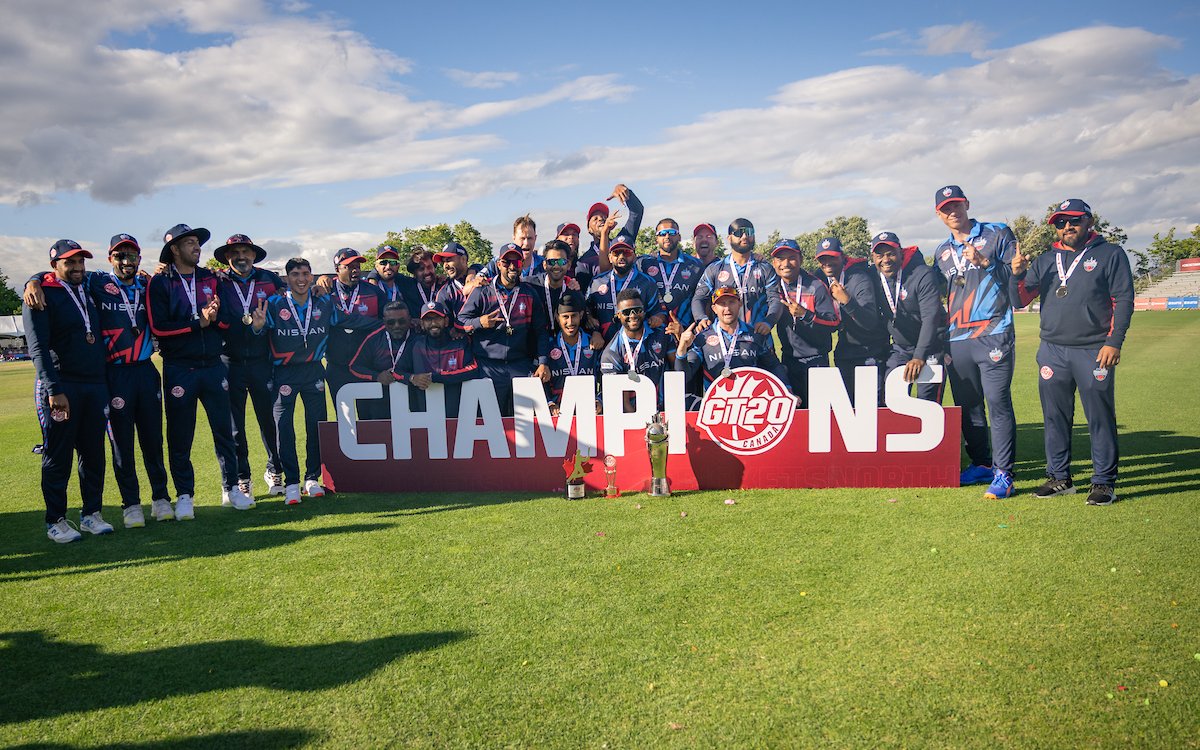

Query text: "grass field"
[1, 312, 1198, 749]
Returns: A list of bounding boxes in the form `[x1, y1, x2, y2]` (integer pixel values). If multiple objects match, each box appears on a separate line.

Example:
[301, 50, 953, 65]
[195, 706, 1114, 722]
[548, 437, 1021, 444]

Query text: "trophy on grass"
[645, 412, 671, 497]
[604, 455, 620, 498]
[563, 450, 593, 500]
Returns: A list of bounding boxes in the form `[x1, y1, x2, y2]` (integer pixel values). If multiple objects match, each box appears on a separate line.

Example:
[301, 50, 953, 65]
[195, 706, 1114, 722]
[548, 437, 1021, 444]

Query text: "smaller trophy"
[563, 450, 592, 500]
[645, 412, 671, 497]
[604, 455, 620, 498]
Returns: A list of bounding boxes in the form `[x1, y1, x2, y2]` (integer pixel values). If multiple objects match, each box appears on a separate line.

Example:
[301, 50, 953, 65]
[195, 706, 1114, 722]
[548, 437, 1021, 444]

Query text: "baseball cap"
[771, 238, 802, 257]
[587, 202, 610, 220]
[334, 247, 367, 266]
[556, 222, 581, 236]
[935, 185, 968, 210]
[160, 223, 211, 264]
[1047, 198, 1093, 225]
[814, 237, 844, 259]
[608, 239, 634, 255]
[216, 233, 266, 265]
[498, 243, 524, 263]
[109, 233, 140, 254]
[376, 244, 400, 260]
[433, 242, 467, 261]
[49, 239, 92, 262]
[692, 223, 718, 238]
[420, 301, 449, 319]
[711, 286, 740, 304]
[870, 232, 901, 251]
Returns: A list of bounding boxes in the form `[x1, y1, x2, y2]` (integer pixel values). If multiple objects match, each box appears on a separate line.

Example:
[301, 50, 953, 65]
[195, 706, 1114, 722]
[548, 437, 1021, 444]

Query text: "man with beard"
[252, 258, 381, 503]
[587, 235, 664, 342]
[148, 224, 254, 517]
[1010, 199, 1134, 506]
[555, 222, 585, 287]
[215, 234, 285, 500]
[544, 292, 601, 417]
[769, 238, 840, 407]
[349, 301, 417, 419]
[397, 247, 441, 317]
[932, 185, 1019, 497]
[433, 241, 480, 325]
[815, 237, 889, 403]
[636, 218, 704, 329]
[600, 290, 675, 412]
[870, 233, 946, 404]
[675, 287, 787, 392]
[366, 245, 406, 304]
[458, 245, 549, 416]
[529, 240, 585, 335]
[25, 240, 111, 542]
[691, 223, 722, 267]
[325, 248, 386, 408]
[691, 218, 781, 336]
[408, 301, 483, 416]
[576, 183, 644, 285]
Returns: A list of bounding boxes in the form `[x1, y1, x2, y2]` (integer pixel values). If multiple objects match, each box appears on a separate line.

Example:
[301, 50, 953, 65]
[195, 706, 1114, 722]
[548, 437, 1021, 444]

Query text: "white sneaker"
[123, 505, 146, 529]
[303, 479, 325, 497]
[151, 498, 174, 521]
[238, 478, 252, 496]
[264, 470, 285, 496]
[284, 484, 302, 505]
[175, 494, 195, 521]
[47, 517, 82, 544]
[80, 511, 114, 535]
[221, 487, 231, 507]
[226, 486, 255, 511]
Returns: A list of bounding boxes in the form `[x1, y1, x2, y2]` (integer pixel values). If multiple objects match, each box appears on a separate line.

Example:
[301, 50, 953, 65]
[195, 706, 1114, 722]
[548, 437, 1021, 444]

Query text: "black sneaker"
[1034, 477, 1075, 498]
[1086, 484, 1117, 506]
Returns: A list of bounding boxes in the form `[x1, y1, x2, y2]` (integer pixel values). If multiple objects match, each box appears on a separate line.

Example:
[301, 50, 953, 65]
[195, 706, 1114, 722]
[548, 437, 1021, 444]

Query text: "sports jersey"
[259, 292, 381, 380]
[690, 254, 782, 329]
[675, 322, 787, 389]
[585, 268, 663, 341]
[544, 332, 600, 406]
[599, 327, 672, 386]
[365, 269, 406, 305]
[459, 280, 548, 364]
[635, 252, 705, 326]
[217, 268, 284, 365]
[24, 277, 107, 391]
[326, 280, 387, 367]
[35, 270, 154, 366]
[933, 220, 1016, 341]
[147, 266, 226, 367]
[775, 270, 840, 361]
[872, 249, 946, 361]
[398, 276, 442, 319]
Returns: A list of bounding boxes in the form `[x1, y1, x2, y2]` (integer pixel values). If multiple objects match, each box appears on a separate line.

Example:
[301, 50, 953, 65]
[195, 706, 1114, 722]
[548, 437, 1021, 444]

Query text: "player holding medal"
[674, 286, 787, 391]
[635, 218, 704, 329]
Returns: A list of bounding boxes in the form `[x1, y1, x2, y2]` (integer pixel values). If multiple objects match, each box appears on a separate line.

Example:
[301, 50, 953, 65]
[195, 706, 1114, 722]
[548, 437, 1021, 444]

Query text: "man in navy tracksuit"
[674, 286, 788, 392]
[349, 301, 417, 419]
[932, 185, 1020, 498]
[148, 224, 254, 518]
[215, 233, 285, 499]
[459, 245, 549, 416]
[815, 238, 889, 402]
[25, 240, 112, 543]
[1010, 199, 1134, 506]
[870, 233, 946, 403]
[408, 301, 483, 416]
[325, 248, 387, 409]
[253, 257, 381, 503]
[770, 239, 839, 408]
[398, 248, 442, 317]
[587, 238, 665, 342]
[690, 219, 782, 337]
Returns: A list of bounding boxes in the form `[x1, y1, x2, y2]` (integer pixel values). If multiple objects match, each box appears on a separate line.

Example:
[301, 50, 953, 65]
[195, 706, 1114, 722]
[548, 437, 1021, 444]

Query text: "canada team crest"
[1084, 258, 1098, 272]
[1093, 367, 1109, 382]
[696, 367, 798, 456]
[989, 347, 1003, 363]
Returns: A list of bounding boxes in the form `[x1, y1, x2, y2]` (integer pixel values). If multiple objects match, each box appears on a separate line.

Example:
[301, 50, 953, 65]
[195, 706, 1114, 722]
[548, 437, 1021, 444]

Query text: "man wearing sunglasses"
[675, 286, 787, 392]
[588, 229, 665, 341]
[1010, 199, 1134, 507]
[932, 185, 1020, 499]
[576, 183, 644, 287]
[636, 218, 704, 329]
[348, 301, 418, 420]
[870, 233, 946, 403]
[599, 289, 675, 411]
[529, 240, 585, 335]
[691, 218, 782, 337]
[366, 245, 406, 304]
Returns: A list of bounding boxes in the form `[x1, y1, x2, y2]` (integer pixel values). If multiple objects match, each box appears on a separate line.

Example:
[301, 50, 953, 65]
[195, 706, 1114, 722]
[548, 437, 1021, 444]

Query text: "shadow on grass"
[0, 629, 468, 726]
[10, 728, 315, 749]
[370, 490, 543, 518]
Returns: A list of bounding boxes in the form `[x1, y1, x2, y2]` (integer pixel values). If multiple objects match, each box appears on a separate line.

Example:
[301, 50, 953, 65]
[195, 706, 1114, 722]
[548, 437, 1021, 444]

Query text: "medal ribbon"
[657, 257, 681, 298]
[385, 331, 410, 372]
[619, 330, 646, 372]
[716, 327, 737, 373]
[558, 333, 584, 376]
[878, 268, 904, 315]
[177, 267, 198, 318]
[285, 293, 314, 350]
[335, 280, 360, 314]
[232, 276, 256, 319]
[1055, 249, 1091, 290]
[609, 269, 638, 313]
[495, 284, 520, 330]
[63, 282, 93, 338]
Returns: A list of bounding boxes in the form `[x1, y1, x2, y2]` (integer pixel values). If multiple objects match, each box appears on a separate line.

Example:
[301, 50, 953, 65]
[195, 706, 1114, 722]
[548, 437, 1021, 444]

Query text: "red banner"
[1150, 298, 1169, 310]
[1179, 258, 1200, 272]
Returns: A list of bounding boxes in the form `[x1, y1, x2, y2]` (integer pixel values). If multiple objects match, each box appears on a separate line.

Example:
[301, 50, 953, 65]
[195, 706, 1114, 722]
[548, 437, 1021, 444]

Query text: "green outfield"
[1, 312, 1197, 749]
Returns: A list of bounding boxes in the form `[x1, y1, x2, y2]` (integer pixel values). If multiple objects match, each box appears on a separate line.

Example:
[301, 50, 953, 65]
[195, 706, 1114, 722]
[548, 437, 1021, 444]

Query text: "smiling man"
[690, 218, 782, 336]
[870, 232, 946, 403]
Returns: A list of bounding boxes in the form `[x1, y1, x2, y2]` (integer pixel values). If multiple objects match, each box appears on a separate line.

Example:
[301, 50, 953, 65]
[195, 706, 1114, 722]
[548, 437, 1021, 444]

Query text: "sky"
[2, 0, 1199, 283]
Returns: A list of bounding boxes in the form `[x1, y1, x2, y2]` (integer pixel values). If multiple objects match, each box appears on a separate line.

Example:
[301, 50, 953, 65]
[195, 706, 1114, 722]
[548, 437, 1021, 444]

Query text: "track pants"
[784, 354, 828, 409]
[227, 359, 280, 481]
[885, 347, 945, 403]
[40, 380, 108, 524]
[273, 367, 327, 485]
[106, 361, 169, 507]
[947, 334, 1016, 473]
[1036, 342, 1119, 485]
[163, 361, 239, 497]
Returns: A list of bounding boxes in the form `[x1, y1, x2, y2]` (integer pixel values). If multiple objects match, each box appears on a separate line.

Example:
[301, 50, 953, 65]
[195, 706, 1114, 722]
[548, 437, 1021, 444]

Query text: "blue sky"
[2, 0, 1198, 281]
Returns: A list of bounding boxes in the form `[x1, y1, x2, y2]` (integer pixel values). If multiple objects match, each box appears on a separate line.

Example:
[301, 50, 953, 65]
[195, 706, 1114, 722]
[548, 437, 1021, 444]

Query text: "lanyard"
[110, 274, 140, 330]
[417, 282, 434, 306]
[558, 333, 584, 376]
[658, 257, 681, 297]
[230, 274, 256, 320]
[380, 279, 399, 302]
[495, 284, 520, 330]
[63, 282, 93, 339]
[176, 267, 198, 318]
[950, 243, 969, 282]
[825, 269, 845, 311]
[1055, 249, 1091, 291]
[335, 280, 360, 314]
[619, 330, 646, 371]
[779, 278, 802, 305]
[728, 256, 752, 298]
[386, 331, 410, 372]
[543, 276, 558, 329]
[878, 268, 903, 315]
[609, 269, 638, 311]
[285, 293, 314, 349]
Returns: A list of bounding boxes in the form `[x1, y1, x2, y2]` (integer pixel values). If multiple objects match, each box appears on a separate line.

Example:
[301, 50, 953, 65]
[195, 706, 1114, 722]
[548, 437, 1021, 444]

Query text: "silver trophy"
[645, 412, 671, 497]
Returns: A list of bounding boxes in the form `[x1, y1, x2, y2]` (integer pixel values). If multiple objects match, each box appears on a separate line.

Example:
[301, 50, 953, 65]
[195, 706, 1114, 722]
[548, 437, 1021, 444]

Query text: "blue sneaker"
[960, 464, 993, 486]
[983, 470, 1014, 499]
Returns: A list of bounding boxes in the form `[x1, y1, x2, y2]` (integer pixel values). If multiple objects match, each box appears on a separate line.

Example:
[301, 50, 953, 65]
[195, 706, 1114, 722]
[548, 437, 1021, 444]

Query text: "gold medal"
[1055, 286, 1068, 298]
[85, 333, 95, 344]
[242, 313, 253, 325]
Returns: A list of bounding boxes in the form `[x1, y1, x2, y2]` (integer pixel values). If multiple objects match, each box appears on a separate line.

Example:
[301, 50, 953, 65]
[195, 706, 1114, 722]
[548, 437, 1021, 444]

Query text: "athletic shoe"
[123, 505, 146, 529]
[264, 470, 285, 496]
[80, 512, 114, 535]
[226, 486, 256, 511]
[1086, 484, 1118, 506]
[303, 479, 325, 497]
[221, 487, 231, 507]
[47, 518, 82, 544]
[960, 464, 994, 486]
[1033, 477, 1075, 498]
[983, 470, 1014, 499]
[32, 444, 44, 454]
[284, 484, 302, 505]
[238, 478, 252, 496]
[175, 494, 195, 521]
[151, 498, 175, 521]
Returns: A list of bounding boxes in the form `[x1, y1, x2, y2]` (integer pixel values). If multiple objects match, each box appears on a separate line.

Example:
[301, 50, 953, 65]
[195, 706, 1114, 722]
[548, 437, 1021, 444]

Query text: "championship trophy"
[563, 450, 592, 500]
[604, 455, 620, 498]
[645, 413, 671, 497]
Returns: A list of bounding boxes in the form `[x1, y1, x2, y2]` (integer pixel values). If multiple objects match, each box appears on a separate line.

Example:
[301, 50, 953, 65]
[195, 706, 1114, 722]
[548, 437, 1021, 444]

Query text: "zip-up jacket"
[217, 267, 284, 365]
[326, 280, 387, 367]
[147, 265, 226, 367]
[24, 277, 107, 394]
[776, 269, 840, 361]
[635, 252, 705, 326]
[459, 280, 549, 364]
[871, 248, 946, 361]
[828, 258, 889, 360]
[934, 220, 1016, 341]
[586, 268, 663, 342]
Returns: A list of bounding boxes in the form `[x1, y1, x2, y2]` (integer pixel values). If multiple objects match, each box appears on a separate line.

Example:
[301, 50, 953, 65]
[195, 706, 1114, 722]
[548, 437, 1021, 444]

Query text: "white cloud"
[867, 21, 994, 57]
[444, 68, 520, 89]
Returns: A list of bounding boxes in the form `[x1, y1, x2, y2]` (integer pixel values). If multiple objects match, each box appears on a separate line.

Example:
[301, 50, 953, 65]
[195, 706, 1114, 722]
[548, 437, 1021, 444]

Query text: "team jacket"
[675, 322, 788, 390]
[326, 280, 387, 367]
[574, 189, 644, 290]
[933, 220, 1016, 341]
[586, 268, 663, 342]
[217, 268, 284, 365]
[775, 270, 840, 361]
[28, 270, 155, 367]
[458, 280, 549, 364]
[870, 248, 946, 361]
[24, 278, 107, 394]
[435, 279, 470, 331]
[350, 330, 480, 384]
[543, 332, 601, 406]
[526, 272, 583, 334]
[827, 259, 889, 360]
[599, 328, 672, 387]
[635, 252, 705, 327]
[259, 292, 381, 381]
[690, 255, 783, 329]
[365, 270, 406, 305]
[147, 266, 226, 367]
[399, 277, 442, 319]
[1010, 233, 1135, 349]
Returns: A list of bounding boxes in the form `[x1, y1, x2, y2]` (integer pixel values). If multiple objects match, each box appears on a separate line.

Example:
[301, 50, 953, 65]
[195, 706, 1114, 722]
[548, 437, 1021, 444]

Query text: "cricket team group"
[23, 182, 1135, 543]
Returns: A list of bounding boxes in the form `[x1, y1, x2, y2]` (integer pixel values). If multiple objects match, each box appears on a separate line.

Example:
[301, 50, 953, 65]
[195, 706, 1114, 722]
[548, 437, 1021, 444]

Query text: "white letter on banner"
[453, 379, 509, 459]
[884, 365, 944, 451]
[336, 382, 386, 460]
[601, 374, 658, 456]
[513, 376, 597, 458]
[661, 370, 687, 454]
[388, 382, 447, 460]
[808, 366, 877, 453]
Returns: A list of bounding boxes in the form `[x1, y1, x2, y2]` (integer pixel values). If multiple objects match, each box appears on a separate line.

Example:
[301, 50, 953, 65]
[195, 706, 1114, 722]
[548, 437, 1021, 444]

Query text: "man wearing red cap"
[814, 236, 889, 402]
[366, 244, 406, 304]
[409, 300, 483, 416]
[325, 248, 387, 410]
[587, 232, 664, 342]
[770, 238, 840, 407]
[575, 183, 644, 286]
[691, 223, 722, 267]
[675, 286, 787, 392]
[1010, 199, 1134, 506]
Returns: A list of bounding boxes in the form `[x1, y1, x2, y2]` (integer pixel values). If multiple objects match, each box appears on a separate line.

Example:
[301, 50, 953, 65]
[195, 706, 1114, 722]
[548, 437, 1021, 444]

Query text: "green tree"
[375, 220, 494, 269]
[793, 215, 871, 273]
[634, 226, 656, 256]
[204, 257, 226, 272]
[1008, 214, 1056, 259]
[0, 270, 23, 314]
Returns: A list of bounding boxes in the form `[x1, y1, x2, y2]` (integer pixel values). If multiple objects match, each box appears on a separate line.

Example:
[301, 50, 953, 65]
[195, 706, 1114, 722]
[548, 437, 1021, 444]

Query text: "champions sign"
[319, 365, 961, 493]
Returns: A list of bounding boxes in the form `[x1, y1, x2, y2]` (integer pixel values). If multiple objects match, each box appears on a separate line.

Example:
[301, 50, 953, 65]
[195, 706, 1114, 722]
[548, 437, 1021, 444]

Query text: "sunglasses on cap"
[730, 227, 755, 238]
[608, 246, 633, 256]
[544, 257, 569, 268]
[617, 306, 645, 317]
[1053, 216, 1086, 229]
[656, 228, 680, 237]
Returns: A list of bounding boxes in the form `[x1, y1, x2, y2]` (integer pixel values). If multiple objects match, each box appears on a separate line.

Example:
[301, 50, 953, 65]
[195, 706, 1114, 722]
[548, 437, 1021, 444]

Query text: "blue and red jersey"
[675, 321, 787, 389]
[586, 268, 663, 342]
[933, 220, 1016, 341]
[690, 255, 782, 329]
[543, 332, 600, 406]
[635, 252, 705, 327]
[326, 280, 387, 367]
[259, 292, 381, 380]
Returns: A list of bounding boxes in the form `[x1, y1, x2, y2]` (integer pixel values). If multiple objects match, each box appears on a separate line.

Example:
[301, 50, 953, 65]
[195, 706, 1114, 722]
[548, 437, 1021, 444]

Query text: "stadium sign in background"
[319, 368, 961, 492]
